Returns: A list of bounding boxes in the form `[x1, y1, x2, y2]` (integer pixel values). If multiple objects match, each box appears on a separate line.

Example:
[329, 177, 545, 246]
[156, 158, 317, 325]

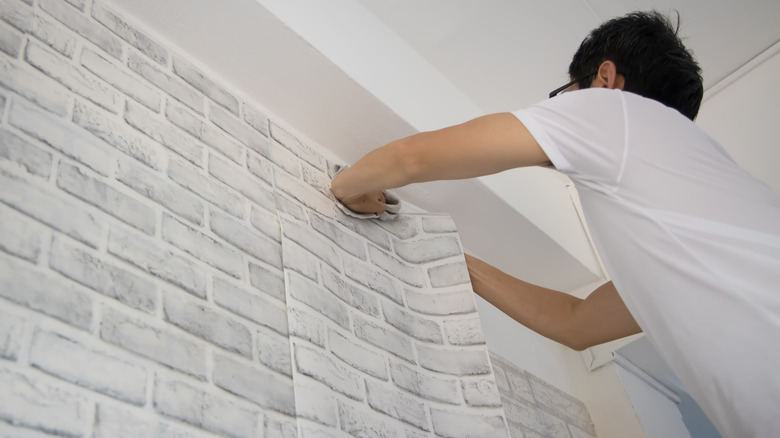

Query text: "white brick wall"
[490, 352, 597, 438]
[0, 1, 595, 436]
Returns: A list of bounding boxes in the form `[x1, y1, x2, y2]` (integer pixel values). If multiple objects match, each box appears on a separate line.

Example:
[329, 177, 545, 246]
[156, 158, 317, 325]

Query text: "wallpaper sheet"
[280, 210, 509, 438]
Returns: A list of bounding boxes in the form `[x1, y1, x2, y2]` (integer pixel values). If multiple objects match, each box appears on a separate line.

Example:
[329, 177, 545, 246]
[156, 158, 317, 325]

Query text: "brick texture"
[0, 3, 592, 437]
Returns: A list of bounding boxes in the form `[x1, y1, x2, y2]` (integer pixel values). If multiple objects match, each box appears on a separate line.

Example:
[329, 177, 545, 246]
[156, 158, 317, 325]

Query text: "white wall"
[696, 45, 780, 194]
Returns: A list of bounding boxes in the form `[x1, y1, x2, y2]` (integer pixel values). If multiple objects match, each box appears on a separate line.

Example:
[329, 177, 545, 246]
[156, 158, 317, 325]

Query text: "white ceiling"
[106, 0, 780, 297]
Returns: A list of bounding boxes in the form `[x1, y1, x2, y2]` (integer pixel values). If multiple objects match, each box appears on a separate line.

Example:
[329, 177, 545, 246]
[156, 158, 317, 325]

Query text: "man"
[331, 11, 780, 438]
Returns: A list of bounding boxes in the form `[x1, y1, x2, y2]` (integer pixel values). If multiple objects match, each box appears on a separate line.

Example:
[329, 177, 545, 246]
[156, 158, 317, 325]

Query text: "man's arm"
[466, 254, 641, 350]
[331, 113, 551, 212]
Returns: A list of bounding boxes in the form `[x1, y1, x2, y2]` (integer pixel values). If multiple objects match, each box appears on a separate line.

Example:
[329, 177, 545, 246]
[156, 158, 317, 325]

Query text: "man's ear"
[594, 60, 625, 90]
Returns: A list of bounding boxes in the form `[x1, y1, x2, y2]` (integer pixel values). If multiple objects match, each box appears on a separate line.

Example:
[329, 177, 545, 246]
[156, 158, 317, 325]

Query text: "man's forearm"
[466, 255, 641, 350]
[466, 254, 581, 348]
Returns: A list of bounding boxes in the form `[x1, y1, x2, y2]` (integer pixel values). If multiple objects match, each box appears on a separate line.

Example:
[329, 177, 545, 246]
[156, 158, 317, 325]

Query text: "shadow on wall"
[0, 0, 596, 436]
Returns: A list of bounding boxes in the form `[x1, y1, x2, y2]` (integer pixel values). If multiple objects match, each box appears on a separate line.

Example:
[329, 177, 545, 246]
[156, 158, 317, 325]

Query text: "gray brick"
[242, 103, 269, 137]
[93, 403, 156, 438]
[0, 128, 53, 179]
[275, 168, 336, 216]
[249, 262, 285, 303]
[124, 101, 204, 167]
[29, 330, 147, 404]
[0, 0, 77, 57]
[74, 100, 169, 171]
[63, 0, 85, 10]
[250, 204, 281, 242]
[443, 317, 485, 346]
[9, 97, 111, 175]
[281, 239, 319, 282]
[0, 253, 93, 329]
[430, 409, 508, 438]
[128, 53, 203, 113]
[294, 342, 364, 401]
[369, 245, 426, 288]
[366, 380, 429, 431]
[0, 18, 23, 57]
[0, 421, 71, 438]
[212, 353, 295, 416]
[50, 235, 157, 313]
[0, 166, 104, 248]
[322, 266, 380, 317]
[116, 158, 204, 226]
[100, 306, 207, 379]
[270, 122, 326, 170]
[338, 400, 403, 438]
[210, 207, 281, 268]
[91, 2, 168, 65]
[502, 398, 545, 436]
[422, 215, 457, 233]
[264, 415, 297, 438]
[333, 213, 391, 251]
[39, 0, 123, 59]
[166, 102, 244, 164]
[247, 149, 273, 185]
[353, 314, 414, 363]
[209, 103, 267, 154]
[209, 153, 276, 211]
[301, 163, 330, 196]
[428, 261, 470, 288]
[376, 215, 420, 240]
[1, 58, 71, 116]
[0, 201, 46, 262]
[172, 57, 238, 114]
[489, 352, 534, 404]
[81, 47, 161, 111]
[539, 410, 571, 438]
[281, 215, 341, 271]
[162, 214, 244, 278]
[294, 375, 339, 427]
[274, 192, 306, 222]
[57, 162, 157, 234]
[154, 375, 259, 438]
[297, 422, 341, 438]
[416, 345, 490, 376]
[267, 140, 299, 177]
[462, 378, 503, 408]
[310, 211, 366, 260]
[163, 289, 252, 357]
[257, 325, 292, 377]
[383, 302, 442, 343]
[0, 367, 88, 437]
[108, 226, 207, 299]
[405, 288, 476, 316]
[25, 41, 121, 113]
[394, 235, 461, 264]
[328, 328, 387, 380]
[527, 373, 594, 434]
[0, 308, 24, 360]
[214, 277, 288, 335]
[568, 424, 597, 438]
[344, 257, 404, 305]
[288, 305, 325, 348]
[287, 270, 349, 330]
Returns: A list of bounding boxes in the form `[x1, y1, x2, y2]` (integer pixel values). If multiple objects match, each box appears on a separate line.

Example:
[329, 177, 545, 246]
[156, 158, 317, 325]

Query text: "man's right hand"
[337, 191, 387, 215]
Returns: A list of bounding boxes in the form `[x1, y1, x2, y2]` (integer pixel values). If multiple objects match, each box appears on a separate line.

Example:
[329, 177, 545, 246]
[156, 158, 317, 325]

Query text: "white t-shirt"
[513, 89, 780, 438]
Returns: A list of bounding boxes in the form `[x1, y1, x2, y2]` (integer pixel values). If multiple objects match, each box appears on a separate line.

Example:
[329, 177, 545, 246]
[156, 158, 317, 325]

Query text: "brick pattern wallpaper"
[281, 210, 508, 437]
[0, 0, 595, 437]
[491, 353, 597, 438]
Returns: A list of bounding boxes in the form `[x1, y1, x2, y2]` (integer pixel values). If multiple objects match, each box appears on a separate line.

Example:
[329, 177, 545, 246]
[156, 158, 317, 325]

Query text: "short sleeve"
[513, 89, 629, 193]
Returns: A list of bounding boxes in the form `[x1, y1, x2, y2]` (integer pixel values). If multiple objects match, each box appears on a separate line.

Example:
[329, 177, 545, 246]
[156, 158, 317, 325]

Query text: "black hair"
[569, 11, 703, 120]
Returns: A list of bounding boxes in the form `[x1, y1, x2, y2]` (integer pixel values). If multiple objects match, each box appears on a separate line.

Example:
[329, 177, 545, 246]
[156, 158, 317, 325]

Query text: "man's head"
[569, 11, 703, 120]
